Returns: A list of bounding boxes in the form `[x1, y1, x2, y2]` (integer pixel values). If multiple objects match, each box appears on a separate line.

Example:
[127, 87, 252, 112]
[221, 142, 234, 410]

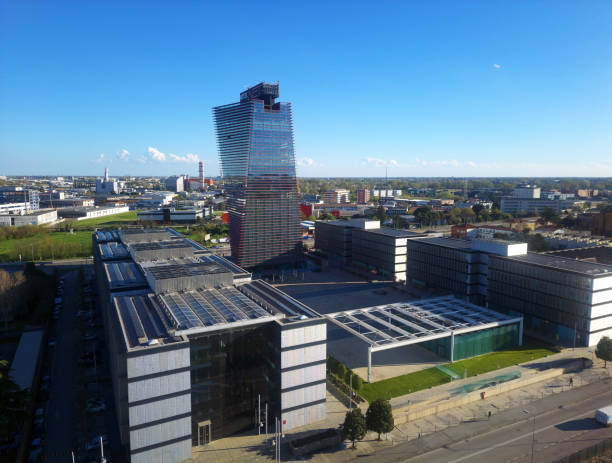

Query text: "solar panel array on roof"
[104, 262, 147, 289]
[98, 242, 129, 260]
[158, 286, 275, 331]
[95, 230, 120, 242]
[114, 294, 178, 348]
[147, 262, 229, 280]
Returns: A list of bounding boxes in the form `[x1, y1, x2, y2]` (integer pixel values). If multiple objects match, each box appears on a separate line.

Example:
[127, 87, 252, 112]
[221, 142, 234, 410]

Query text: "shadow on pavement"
[555, 417, 599, 431]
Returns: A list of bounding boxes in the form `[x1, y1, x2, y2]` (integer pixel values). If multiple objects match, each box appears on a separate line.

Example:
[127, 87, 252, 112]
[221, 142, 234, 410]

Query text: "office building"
[58, 205, 130, 220]
[0, 187, 39, 211]
[512, 184, 541, 199]
[165, 175, 185, 193]
[213, 82, 301, 268]
[370, 189, 402, 199]
[0, 208, 57, 227]
[356, 189, 370, 204]
[323, 189, 350, 204]
[591, 205, 612, 237]
[137, 207, 208, 223]
[500, 185, 580, 215]
[93, 228, 326, 463]
[405, 237, 527, 305]
[315, 219, 379, 264]
[488, 252, 612, 347]
[314, 219, 428, 281]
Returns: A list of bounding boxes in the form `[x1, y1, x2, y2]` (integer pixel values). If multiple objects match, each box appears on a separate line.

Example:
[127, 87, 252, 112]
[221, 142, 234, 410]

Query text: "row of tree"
[343, 399, 394, 448]
[0, 225, 45, 242]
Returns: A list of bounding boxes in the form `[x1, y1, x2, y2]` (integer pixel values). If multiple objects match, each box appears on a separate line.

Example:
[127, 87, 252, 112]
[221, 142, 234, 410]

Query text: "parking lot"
[31, 266, 120, 463]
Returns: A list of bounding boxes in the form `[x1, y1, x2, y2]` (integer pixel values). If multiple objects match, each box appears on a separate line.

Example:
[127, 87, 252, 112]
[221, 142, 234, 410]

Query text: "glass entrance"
[197, 421, 211, 446]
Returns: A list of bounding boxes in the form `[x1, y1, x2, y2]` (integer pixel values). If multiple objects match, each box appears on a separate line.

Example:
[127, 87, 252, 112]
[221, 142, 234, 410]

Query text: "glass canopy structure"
[325, 295, 523, 382]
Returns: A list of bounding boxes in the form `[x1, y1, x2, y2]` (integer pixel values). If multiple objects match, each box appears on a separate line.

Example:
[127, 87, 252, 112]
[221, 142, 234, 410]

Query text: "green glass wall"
[452, 323, 519, 361]
[420, 323, 520, 361]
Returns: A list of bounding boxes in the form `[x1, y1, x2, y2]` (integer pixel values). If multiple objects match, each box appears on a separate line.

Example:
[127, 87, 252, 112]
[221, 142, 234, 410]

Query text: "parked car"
[83, 333, 97, 341]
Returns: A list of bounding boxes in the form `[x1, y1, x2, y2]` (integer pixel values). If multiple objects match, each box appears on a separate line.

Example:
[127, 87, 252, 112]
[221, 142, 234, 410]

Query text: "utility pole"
[258, 394, 261, 435]
[265, 402, 268, 437]
[349, 372, 353, 410]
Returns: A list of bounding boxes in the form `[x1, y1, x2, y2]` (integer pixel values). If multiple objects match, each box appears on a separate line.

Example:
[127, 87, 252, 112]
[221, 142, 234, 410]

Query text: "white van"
[595, 405, 612, 427]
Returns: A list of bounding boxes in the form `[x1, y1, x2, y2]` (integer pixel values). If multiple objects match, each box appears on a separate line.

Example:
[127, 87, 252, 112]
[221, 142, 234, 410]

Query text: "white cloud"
[148, 147, 200, 163]
[493, 63, 501, 69]
[363, 157, 399, 168]
[168, 153, 199, 163]
[93, 153, 105, 164]
[148, 146, 166, 162]
[117, 149, 130, 161]
[297, 157, 324, 168]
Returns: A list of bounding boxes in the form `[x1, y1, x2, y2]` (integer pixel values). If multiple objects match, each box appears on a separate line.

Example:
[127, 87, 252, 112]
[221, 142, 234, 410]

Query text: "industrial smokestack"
[104, 167, 109, 182]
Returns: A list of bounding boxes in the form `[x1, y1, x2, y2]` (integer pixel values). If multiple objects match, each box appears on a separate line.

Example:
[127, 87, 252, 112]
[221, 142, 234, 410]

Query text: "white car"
[595, 405, 612, 427]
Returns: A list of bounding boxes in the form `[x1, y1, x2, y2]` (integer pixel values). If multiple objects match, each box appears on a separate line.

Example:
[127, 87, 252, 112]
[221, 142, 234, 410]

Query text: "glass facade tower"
[213, 82, 301, 268]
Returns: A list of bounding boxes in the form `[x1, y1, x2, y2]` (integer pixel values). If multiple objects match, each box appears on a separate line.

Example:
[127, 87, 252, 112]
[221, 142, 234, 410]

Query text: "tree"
[540, 207, 560, 224]
[595, 336, 612, 368]
[343, 408, 366, 448]
[365, 398, 394, 440]
[472, 204, 485, 216]
[460, 207, 476, 224]
[375, 206, 387, 223]
[0, 359, 30, 442]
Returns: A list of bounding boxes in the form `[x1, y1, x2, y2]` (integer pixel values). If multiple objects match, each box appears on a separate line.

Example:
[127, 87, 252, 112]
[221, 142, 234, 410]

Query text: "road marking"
[421, 409, 595, 463]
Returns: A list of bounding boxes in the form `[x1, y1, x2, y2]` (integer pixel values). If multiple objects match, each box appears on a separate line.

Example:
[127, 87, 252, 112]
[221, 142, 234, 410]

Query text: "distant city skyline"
[1, 1, 611, 177]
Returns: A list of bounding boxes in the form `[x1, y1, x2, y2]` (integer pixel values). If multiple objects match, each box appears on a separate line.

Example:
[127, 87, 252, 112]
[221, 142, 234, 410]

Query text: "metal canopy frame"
[325, 295, 523, 382]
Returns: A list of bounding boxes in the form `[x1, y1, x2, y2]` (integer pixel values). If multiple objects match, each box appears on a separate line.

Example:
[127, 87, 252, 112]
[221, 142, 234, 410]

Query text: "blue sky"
[1, 1, 611, 178]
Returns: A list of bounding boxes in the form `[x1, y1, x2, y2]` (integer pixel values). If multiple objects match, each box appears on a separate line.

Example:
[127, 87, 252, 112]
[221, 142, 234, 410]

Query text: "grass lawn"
[446, 346, 555, 378]
[357, 344, 556, 403]
[0, 230, 93, 261]
[65, 211, 139, 229]
[359, 367, 450, 402]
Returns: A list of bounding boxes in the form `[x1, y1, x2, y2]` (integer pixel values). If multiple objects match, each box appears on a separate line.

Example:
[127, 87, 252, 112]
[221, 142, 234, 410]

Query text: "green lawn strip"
[66, 211, 139, 229]
[445, 346, 555, 378]
[359, 367, 450, 402]
[0, 231, 93, 261]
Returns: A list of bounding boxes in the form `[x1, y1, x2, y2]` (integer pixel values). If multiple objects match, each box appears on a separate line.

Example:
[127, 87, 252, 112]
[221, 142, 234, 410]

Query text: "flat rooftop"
[496, 252, 612, 276]
[113, 293, 184, 349]
[146, 261, 229, 280]
[359, 227, 426, 238]
[104, 261, 148, 290]
[326, 295, 521, 352]
[412, 237, 473, 250]
[130, 240, 193, 252]
[546, 246, 612, 266]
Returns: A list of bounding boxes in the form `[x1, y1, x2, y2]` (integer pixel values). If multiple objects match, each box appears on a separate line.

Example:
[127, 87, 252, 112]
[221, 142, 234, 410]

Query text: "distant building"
[357, 189, 370, 204]
[512, 184, 540, 199]
[58, 205, 130, 220]
[137, 207, 207, 223]
[96, 168, 123, 195]
[371, 189, 402, 199]
[0, 209, 57, 227]
[451, 224, 514, 240]
[165, 175, 185, 193]
[591, 206, 612, 237]
[323, 189, 350, 204]
[576, 189, 598, 198]
[0, 187, 39, 211]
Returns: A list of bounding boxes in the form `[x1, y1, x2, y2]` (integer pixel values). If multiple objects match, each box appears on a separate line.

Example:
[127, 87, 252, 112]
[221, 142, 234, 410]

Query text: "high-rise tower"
[198, 161, 205, 184]
[213, 82, 301, 268]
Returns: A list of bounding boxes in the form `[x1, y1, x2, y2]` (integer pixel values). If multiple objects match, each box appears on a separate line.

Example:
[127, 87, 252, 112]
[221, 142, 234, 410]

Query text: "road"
[45, 270, 78, 462]
[357, 379, 612, 463]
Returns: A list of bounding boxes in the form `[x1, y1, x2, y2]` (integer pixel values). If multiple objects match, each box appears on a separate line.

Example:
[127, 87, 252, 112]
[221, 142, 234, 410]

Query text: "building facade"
[93, 228, 326, 463]
[213, 82, 301, 268]
[323, 189, 350, 204]
[488, 253, 612, 347]
[356, 189, 370, 204]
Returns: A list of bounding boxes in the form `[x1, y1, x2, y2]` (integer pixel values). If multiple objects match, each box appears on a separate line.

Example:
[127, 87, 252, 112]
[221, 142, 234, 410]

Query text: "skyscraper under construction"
[213, 82, 301, 268]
